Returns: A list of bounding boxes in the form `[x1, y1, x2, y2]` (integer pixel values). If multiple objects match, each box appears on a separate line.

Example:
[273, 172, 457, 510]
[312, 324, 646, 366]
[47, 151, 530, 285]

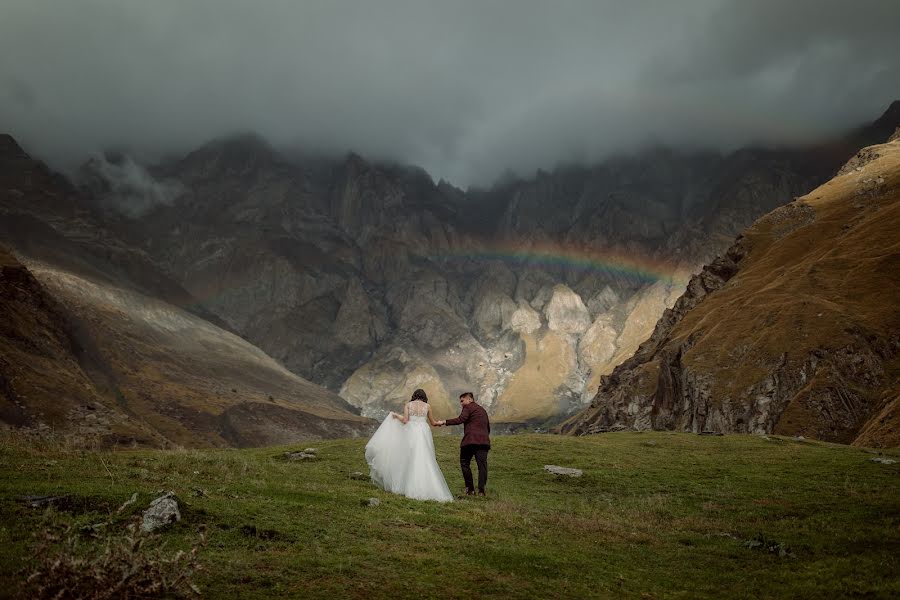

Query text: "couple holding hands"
[364, 389, 491, 502]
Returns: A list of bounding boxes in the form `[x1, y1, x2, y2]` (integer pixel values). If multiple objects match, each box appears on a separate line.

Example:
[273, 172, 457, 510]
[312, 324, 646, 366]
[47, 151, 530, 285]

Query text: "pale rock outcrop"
[578, 314, 618, 375]
[473, 291, 519, 337]
[544, 284, 592, 336]
[586, 286, 620, 318]
[509, 301, 542, 335]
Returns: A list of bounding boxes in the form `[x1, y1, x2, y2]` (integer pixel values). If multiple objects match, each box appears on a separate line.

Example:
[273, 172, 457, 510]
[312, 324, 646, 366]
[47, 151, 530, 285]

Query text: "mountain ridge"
[2, 101, 898, 435]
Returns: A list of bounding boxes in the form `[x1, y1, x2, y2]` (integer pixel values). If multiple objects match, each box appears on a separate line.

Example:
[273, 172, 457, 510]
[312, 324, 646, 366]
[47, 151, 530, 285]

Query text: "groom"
[438, 392, 491, 496]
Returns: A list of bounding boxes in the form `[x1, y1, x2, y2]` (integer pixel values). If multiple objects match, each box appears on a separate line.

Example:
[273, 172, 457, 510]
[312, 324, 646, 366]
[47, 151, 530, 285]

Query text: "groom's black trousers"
[460, 444, 489, 492]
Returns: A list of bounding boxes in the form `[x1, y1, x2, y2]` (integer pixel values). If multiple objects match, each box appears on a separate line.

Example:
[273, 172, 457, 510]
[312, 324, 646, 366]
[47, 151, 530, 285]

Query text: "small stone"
[642, 440, 658, 447]
[349, 471, 369, 480]
[141, 491, 180, 532]
[362, 497, 381, 507]
[794, 435, 805, 442]
[20, 495, 69, 509]
[870, 457, 897, 465]
[285, 451, 316, 461]
[544, 465, 583, 477]
[303, 448, 318, 454]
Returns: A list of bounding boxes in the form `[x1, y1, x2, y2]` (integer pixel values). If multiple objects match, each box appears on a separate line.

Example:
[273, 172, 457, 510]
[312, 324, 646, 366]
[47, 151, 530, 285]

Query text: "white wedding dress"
[365, 400, 453, 502]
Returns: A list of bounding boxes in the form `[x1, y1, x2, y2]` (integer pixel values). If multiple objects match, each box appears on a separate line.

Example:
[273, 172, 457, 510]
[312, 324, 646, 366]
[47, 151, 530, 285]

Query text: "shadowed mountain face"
[0, 137, 374, 447]
[560, 133, 900, 447]
[2, 103, 897, 434]
[74, 106, 895, 425]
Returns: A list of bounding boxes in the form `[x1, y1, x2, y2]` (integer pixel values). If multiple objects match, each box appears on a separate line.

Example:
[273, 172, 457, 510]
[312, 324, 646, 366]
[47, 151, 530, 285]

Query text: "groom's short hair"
[459, 392, 474, 401]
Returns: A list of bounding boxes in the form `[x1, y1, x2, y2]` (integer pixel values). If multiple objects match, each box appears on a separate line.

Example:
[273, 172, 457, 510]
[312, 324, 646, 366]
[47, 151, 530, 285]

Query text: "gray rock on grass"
[285, 451, 316, 461]
[544, 465, 583, 477]
[141, 491, 181, 532]
[870, 457, 897, 465]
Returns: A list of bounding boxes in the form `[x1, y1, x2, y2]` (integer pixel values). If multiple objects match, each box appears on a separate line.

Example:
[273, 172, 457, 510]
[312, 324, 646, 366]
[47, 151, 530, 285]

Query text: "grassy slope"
[1, 433, 897, 598]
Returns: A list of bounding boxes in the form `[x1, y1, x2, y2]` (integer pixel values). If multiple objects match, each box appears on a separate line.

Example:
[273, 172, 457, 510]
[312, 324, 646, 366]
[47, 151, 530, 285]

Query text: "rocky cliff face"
[560, 137, 900, 447]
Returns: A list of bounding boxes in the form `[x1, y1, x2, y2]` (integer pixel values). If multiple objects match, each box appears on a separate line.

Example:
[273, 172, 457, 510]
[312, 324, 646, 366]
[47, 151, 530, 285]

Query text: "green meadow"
[1, 432, 897, 599]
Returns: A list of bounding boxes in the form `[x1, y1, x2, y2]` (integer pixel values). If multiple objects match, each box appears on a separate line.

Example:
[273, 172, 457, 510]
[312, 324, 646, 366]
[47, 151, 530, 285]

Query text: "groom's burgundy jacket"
[445, 402, 491, 447]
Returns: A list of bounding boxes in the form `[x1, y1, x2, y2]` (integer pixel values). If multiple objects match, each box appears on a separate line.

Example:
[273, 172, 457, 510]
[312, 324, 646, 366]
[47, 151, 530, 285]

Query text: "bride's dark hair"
[410, 388, 428, 403]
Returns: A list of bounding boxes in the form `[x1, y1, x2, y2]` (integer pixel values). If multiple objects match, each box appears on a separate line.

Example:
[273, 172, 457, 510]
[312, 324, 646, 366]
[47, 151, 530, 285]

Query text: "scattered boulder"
[870, 457, 897, 465]
[642, 440, 658, 447]
[303, 448, 318, 454]
[362, 497, 381, 507]
[285, 451, 316, 461]
[744, 535, 795, 558]
[544, 465, 583, 477]
[141, 491, 181, 532]
[349, 471, 369, 480]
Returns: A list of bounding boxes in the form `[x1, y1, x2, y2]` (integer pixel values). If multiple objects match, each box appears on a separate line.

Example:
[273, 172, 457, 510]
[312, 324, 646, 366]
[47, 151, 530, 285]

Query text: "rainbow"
[430, 240, 678, 285]
[179, 239, 681, 314]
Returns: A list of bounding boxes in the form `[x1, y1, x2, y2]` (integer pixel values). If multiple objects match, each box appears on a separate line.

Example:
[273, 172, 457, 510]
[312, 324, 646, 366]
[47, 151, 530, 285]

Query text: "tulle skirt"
[365, 415, 453, 502]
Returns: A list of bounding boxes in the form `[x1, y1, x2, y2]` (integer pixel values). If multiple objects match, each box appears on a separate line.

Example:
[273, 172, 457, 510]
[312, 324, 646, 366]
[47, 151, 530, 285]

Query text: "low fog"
[1, 0, 898, 186]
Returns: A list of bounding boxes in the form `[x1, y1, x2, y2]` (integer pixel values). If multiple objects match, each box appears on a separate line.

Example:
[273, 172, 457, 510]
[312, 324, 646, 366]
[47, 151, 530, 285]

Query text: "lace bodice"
[408, 400, 429, 418]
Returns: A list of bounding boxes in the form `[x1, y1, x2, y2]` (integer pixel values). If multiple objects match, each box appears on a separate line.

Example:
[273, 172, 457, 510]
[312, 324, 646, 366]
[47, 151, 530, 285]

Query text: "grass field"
[1, 432, 898, 598]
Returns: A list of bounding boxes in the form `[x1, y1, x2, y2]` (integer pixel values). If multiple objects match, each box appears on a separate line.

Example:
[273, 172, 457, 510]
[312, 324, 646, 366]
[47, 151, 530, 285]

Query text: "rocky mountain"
[560, 132, 900, 447]
[0, 136, 374, 447]
[4, 103, 897, 431]
[71, 104, 895, 426]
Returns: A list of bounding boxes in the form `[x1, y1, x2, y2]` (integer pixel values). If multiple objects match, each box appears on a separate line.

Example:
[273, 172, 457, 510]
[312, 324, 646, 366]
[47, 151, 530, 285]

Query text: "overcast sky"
[1, 0, 898, 187]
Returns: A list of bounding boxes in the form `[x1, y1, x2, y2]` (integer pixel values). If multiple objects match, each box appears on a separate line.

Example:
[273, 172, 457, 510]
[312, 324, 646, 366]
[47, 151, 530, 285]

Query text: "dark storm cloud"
[1, 0, 898, 187]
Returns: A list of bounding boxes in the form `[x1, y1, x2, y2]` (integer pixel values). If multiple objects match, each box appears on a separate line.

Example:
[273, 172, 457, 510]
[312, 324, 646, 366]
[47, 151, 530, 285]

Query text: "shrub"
[18, 517, 205, 599]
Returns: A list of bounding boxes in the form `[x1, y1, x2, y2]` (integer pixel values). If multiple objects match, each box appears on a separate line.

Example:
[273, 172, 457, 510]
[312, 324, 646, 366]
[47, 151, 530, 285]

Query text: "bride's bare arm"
[427, 404, 439, 426]
[391, 403, 409, 424]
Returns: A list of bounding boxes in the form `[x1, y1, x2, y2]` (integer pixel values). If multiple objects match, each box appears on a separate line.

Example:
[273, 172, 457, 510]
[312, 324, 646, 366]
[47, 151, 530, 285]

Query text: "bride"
[365, 389, 453, 502]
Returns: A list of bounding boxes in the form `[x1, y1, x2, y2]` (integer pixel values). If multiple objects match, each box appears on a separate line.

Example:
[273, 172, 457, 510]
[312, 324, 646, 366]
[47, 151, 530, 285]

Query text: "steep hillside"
[0, 138, 374, 447]
[0, 245, 161, 444]
[561, 137, 900, 447]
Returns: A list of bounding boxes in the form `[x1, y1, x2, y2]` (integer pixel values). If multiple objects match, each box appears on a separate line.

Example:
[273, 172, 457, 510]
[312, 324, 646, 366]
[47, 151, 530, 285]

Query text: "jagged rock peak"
[872, 100, 900, 131]
[180, 132, 280, 174]
[0, 134, 28, 160]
